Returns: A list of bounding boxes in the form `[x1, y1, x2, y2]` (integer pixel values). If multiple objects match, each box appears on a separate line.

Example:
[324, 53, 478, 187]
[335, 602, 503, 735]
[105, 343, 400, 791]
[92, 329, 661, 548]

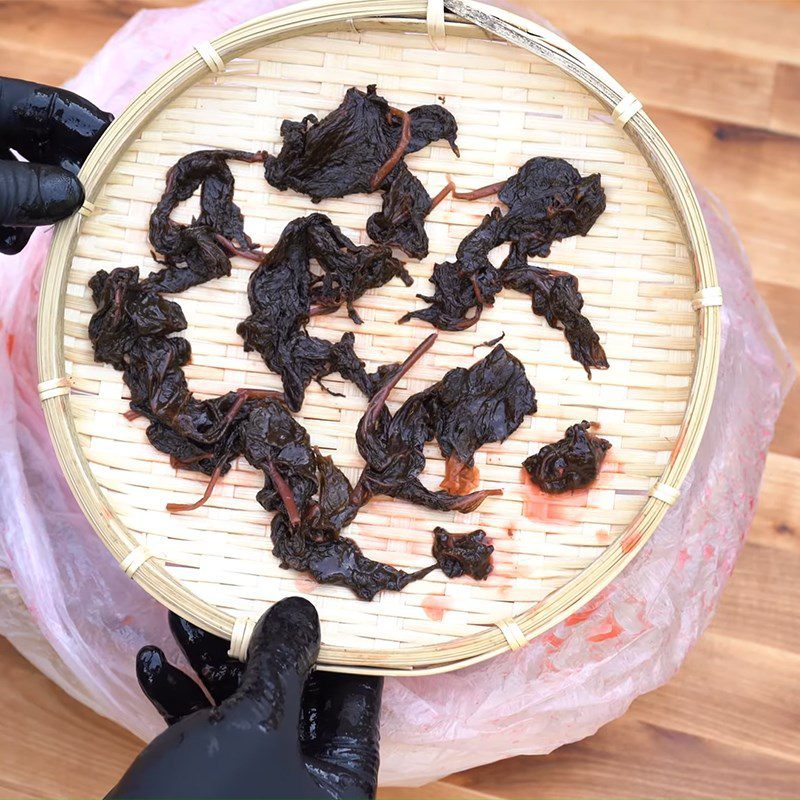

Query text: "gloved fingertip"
[272, 595, 319, 623]
[135, 644, 210, 725]
[245, 597, 321, 683]
[40, 167, 84, 220]
[167, 610, 197, 643]
[136, 645, 167, 686]
[0, 225, 33, 255]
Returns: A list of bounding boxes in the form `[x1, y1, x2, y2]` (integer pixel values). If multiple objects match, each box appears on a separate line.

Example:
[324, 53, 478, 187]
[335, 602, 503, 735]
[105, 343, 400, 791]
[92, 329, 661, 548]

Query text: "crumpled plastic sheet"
[0, 0, 794, 787]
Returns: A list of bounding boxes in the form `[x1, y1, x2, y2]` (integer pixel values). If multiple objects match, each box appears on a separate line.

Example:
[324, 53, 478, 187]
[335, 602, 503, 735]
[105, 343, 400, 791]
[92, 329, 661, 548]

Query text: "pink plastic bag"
[0, 0, 793, 786]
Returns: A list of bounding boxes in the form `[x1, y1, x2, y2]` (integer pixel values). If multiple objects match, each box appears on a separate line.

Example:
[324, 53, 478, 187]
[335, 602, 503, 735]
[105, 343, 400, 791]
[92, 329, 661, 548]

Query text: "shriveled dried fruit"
[148, 149, 264, 293]
[500, 262, 608, 378]
[432, 528, 494, 580]
[523, 420, 612, 494]
[353, 337, 534, 512]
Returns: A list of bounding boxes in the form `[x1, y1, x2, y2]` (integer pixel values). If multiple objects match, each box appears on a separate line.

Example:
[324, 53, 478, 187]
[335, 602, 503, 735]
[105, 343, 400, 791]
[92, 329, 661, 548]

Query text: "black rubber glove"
[108, 597, 383, 800]
[0, 77, 113, 254]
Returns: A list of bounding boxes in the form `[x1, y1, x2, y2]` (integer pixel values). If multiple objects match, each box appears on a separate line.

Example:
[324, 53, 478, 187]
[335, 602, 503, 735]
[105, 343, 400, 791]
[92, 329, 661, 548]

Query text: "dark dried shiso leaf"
[404, 156, 609, 377]
[263, 85, 459, 257]
[237, 213, 410, 411]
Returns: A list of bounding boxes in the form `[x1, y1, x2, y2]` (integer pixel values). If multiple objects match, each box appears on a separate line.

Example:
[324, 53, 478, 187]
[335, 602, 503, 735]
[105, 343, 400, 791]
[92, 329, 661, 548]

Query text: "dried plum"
[147, 149, 265, 294]
[523, 420, 612, 494]
[500, 262, 608, 378]
[432, 528, 494, 580]
[354, 336, 535, 510]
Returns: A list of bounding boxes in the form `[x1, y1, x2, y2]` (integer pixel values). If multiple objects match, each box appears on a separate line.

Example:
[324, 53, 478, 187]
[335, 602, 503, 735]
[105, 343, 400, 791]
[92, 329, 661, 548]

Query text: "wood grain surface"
[1, 1, 798, 798]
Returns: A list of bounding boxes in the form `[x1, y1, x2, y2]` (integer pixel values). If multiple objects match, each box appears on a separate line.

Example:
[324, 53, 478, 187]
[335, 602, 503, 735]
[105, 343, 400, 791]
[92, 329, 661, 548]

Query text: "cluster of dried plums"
[89, 85, 612, 600]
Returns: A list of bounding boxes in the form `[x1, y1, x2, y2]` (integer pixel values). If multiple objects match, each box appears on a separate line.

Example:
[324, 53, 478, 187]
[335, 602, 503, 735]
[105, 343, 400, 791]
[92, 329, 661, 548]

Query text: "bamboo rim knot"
[228, 617, 255, 660]
[427, 0, 446, 49]
[495, 617, 527, 651]
[120, 545, 157, 578]
[649, 481, 680, 506]
[78, 200, 96, 218]
[194, 40, 225, 74]
[611, 92, 642, 128]
[38, 376, 71, 401]
[692, 286, 723, 310]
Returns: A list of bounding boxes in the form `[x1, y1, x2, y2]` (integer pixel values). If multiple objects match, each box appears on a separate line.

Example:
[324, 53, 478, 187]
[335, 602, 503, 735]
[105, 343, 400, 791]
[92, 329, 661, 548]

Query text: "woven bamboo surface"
[38, 1, 719, 672]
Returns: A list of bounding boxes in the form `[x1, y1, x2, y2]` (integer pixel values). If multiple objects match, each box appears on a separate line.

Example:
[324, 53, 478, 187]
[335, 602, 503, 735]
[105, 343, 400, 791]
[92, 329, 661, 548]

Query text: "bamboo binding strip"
[37, 0, 719, 674]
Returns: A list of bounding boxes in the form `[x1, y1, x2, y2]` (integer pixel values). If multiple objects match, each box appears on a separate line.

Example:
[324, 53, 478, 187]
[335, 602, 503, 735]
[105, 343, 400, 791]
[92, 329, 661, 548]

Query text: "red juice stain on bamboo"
[6, 333, 14, 357]
[595, 529, 612, 545]
[620, 530, 642, 554]
[422, 595, 452, 621]
[586, 612, 623, 642]
[519, 468, 583, 522]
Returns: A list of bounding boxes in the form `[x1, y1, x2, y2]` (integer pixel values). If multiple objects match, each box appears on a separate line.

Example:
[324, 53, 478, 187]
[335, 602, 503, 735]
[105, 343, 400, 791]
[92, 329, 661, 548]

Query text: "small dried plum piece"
[238, 213, 408, 410]
[432, 528, 494, 580]
[354, 337, 530, 515]
[263, 85, 459, 257]
[366, 166, 432, 259]
[523, 420, 611, 494]
[409, 157, 609, 377]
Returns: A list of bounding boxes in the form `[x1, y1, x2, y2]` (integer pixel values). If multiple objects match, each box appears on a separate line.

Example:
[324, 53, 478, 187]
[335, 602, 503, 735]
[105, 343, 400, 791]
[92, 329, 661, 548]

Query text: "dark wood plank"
[629, 632, 800, 764]
[772, 63, 800, 135]
[567, 33, 781, 133]
[645, 106, 800, 291]
[711, 541, 800, 655]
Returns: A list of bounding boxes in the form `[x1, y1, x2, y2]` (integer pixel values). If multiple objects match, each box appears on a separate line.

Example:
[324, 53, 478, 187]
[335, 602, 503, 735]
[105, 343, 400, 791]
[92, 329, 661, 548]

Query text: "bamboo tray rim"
[37, 0, 720, 675]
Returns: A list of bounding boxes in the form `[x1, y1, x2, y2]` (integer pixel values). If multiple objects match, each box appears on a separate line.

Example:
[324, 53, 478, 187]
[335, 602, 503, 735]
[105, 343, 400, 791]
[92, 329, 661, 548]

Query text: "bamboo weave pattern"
[59, 27, 697, 654]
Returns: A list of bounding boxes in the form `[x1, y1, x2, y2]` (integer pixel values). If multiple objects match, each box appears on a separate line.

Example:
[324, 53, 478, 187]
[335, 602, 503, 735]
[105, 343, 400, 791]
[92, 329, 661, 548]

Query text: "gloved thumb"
[223, 596, 321, 733]
[0, 159, 84, 226]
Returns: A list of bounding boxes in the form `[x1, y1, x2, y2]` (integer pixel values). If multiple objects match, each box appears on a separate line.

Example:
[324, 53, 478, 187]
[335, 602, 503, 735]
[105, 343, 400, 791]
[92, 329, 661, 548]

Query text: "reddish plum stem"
[362, 333, 437, 431]
[428, 179, 455, 212]
[469, 274, 485, 306]
[221, 387, 283, 431]
[451, 488, 503, 513]
[266, 461, 301, 527]
[371, 107, 411, 191]
[452, 304, 483, 331]
[453, 180, 507, 201]
[167, 463, 224, 513]
[214, 233, 263, 262]
[308, 303, 340, 318]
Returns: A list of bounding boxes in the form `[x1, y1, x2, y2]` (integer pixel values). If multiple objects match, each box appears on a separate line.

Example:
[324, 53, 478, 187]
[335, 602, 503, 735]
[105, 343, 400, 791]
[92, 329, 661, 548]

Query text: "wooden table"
[1, 1, 798, 797]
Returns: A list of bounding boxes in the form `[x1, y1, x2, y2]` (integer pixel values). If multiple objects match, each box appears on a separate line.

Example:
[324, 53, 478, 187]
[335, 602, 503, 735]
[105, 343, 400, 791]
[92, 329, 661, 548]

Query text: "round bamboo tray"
[37, 0, 720, 675]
